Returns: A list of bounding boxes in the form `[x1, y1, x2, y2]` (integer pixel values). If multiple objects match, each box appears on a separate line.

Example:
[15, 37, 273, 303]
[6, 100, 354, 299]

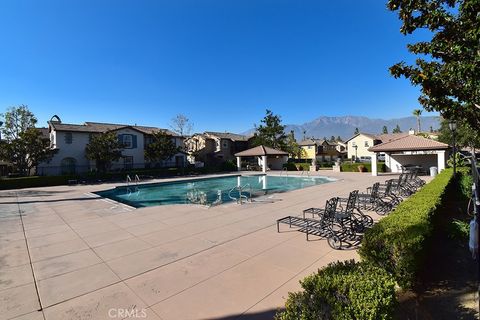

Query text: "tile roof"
[375, 132, 409, 143]
[204, 131, 249, 141]
[345, 132, 409, 143]
[368, 134, 450, 152]
[234, 145, 288, 157]
[299, 139, 318, 146]
[344, 132, 378, 142]
[37, 127, 50, 139]
[49, 121, 178, 136]
[299, 138, 339, 146]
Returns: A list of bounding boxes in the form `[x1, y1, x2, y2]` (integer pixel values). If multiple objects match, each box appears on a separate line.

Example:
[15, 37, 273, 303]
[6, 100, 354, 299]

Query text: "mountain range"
[243, 115, 441, 141]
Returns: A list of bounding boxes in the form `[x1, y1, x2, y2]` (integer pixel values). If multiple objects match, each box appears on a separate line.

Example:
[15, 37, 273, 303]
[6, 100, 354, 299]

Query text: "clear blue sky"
[0, 0, 433, 133]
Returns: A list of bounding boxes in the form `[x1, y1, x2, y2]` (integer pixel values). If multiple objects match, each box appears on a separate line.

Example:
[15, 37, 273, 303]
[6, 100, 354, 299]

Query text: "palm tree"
[413, 109, 422, 133]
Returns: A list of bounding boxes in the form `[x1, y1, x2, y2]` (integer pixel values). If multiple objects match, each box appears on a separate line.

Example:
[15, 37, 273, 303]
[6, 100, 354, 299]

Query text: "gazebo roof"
[368, 134, 449, 152]
[234, 145, 288, 157]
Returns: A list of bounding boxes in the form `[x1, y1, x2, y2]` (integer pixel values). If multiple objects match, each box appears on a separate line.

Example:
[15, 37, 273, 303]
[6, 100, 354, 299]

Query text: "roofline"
[344, 132, 378, 143]
[368, 146, 450, 152]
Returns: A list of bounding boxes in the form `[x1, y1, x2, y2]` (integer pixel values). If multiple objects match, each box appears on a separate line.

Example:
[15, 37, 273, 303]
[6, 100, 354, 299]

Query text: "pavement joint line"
[14, 191, 47, 320]
[40, 222, 278, 310]
[238, 246, 338, 318]
[145, 227, 309, 307]
[2, 173, 404, 317]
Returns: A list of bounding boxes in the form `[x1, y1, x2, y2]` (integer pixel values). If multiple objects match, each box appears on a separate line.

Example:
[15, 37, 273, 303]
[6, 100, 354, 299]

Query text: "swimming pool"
[95, 174, 335, 207]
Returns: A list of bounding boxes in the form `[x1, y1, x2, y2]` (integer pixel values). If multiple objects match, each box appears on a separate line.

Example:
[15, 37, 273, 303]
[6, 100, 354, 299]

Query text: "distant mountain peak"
[242, 115, 440, 140]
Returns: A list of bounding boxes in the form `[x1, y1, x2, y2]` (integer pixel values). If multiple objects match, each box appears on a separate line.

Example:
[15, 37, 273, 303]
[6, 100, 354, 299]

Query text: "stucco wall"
[347, 135, 375, 159]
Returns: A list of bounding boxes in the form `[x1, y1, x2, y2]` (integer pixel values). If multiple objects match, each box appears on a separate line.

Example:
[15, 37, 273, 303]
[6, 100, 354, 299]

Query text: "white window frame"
[123, 135, 133, 148]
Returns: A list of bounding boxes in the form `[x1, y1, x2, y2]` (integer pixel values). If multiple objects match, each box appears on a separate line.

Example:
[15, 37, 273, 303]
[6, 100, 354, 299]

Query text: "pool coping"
[93, 172, 337, 209]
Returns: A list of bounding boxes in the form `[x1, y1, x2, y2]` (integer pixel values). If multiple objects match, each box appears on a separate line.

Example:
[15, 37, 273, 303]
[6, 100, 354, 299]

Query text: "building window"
[364, 141, 369, 147]
[222, 142, 228, 149]
[352, 142, 356, 147]
[123, 135, 133, 148]
[65, 132, 73, 144]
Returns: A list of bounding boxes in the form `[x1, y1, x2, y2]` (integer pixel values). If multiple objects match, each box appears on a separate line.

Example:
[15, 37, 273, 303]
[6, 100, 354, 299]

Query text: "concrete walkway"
[0, 171, 402, 320]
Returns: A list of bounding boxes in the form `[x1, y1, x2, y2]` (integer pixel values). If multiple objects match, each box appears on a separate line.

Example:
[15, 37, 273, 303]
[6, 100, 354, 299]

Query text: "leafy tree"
[1, 105, 37, 140]
[252, 109, 287, 150]
[354, 127, 359, 135]
[329, 136, 336, 142]
[382, 126, 388, 134]
[392, 124, 402, 133]
[438, 118, 480, 150]
[170, 114, 193, 138]
[85, 131, 124, 172]
[388, 0, 480, 129]
[145, 130, 180, 163]
[285, 130, 304, 159]
[0, 105, 55, 175]
[412, 109, 422, 133]
[336, 136, 343, 142]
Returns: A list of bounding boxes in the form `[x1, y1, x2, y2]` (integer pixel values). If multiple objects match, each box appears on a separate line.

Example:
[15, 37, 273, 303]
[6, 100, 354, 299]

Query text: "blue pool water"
[95, 174, 335, 207]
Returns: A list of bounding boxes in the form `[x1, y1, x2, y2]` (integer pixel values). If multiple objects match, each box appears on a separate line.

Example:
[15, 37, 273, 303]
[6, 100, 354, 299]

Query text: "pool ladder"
[300, 170, 310, 177]
[228, 183, 252, 204]
[280, 168, 288, 177]
[126, 174, 140, 186]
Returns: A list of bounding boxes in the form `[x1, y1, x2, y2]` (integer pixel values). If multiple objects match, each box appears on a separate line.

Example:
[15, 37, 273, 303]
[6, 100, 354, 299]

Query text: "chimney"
[408, 128, 415, 135]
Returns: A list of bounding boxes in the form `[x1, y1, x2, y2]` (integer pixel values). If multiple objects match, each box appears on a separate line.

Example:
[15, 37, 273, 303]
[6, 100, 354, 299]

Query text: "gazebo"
[234, 145, 289, 172]
[368, 134, 450, 176]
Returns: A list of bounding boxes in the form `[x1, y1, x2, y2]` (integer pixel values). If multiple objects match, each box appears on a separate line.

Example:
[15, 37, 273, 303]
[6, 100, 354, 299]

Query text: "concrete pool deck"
[0, 171, 423, 320]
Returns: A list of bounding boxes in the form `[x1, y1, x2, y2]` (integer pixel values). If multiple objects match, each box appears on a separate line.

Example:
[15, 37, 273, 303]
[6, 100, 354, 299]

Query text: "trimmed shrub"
[0, 175, 77, 190]
[220, 160, 237, 172]
[340, 162, 387, 173]
[276, 260, 397, 320]
[359, 168, 454, 288]
[283, 162, 298, 171]
[458, 167, 473, 200]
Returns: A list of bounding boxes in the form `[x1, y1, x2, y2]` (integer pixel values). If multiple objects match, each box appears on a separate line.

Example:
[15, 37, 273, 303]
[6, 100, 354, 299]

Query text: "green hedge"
[276, 260, 396, 320]
[0, 175, 78, 190]
[359, 168, 454, 288]
[340, 162, 386, 173]
[458, 167, 473, 200]
[0, 163, 238, 190]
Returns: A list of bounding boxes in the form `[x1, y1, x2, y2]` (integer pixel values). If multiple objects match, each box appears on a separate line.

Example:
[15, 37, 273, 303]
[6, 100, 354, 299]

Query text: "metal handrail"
[228, 183, 252, 204]
[126, 175, 132, 186]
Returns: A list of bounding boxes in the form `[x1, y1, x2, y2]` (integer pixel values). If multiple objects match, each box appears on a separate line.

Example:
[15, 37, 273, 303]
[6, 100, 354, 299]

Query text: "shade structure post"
[236, 157, 241, 171]
[262, 155, 267, 173]
[437, 150, 446, 172]
[371, 153, 378, 176]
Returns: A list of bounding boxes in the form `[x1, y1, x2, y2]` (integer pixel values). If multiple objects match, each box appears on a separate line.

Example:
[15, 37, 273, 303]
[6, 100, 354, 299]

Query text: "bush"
[359, 168, 454, 288]
[340, 162, 387, 173]
[458, 167, 473, 200]
[0, 163, 239, 190]
[283, 162, 298, 171]
[220, 160, 237, 172]
[276, 260, 397, 320]
[0, 175, 77, 190]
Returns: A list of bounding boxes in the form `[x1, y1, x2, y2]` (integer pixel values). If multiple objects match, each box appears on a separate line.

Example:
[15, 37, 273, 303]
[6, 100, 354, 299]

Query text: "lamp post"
[448, 120, 457, 178]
